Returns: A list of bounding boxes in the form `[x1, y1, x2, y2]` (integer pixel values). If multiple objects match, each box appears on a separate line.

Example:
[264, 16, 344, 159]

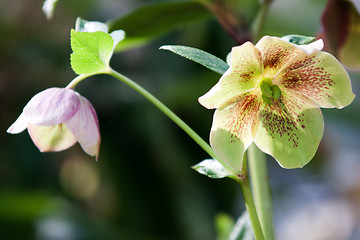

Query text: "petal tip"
[198, 83, 223, 109]
[7, 114, 27, 134]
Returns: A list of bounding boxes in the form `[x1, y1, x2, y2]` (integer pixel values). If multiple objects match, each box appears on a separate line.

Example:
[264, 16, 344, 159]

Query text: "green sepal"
[160, 45, 229, 75]
[192, 159, 234, 179]
[281, 34, 315, 45]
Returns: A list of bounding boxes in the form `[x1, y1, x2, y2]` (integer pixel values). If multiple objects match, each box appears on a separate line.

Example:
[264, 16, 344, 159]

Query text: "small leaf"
[229, 212, 254, 240]
[281, 34, 315, 45]
[160, 45, 229, 74]
[42, 0, 59, 20]
[107, 2, 212, 51]
[192, 159, 232, 179]
[70, 29, 113, 75]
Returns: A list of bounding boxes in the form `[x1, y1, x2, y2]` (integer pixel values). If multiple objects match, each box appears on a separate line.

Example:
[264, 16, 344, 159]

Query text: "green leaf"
[229, 212, 254, 240]
[281, 34, 315, 45]
[192, 159, 233, 179]
[160, 45, 229, 74]
[70, 29, 113, 75]
[107, 1, 212, 51]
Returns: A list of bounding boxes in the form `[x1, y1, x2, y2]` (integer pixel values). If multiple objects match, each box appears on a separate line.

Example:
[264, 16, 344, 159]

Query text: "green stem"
[252, 0, 273, 41]
[107, 67, 237, 176]
[235, 154, 265, 240]
[66, 72, 101, 89]
[248, 143, 275, 240]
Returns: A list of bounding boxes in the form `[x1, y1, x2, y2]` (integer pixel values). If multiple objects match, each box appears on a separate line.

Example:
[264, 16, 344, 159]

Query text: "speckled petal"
[23, 88, 80, 126]
[252, 91, 324, 168]
[65, 95, 100, 158]
[27, 123, 77, 152]
[255, 36, 305, 77]
[199, 42, 262, 109]
[210, 93, 260, 170]
[280, 51, 355, 108]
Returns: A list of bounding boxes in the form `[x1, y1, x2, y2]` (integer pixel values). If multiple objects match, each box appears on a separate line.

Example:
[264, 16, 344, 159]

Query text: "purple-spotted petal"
[65, 94, 100, 158]
[23, 88, 80, 126]
[210, 93, 260, 170]
[252, 91, 324, 168]
[199, 42, 262, 109]
[7, 113, 27, 134]
[280, 51, 354, 108]
[27, 123, 77, 152]
[256, 36, 305, 77]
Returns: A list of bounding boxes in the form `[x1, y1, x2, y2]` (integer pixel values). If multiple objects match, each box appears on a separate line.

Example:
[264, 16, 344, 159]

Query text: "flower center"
[259, 77, 281, 104]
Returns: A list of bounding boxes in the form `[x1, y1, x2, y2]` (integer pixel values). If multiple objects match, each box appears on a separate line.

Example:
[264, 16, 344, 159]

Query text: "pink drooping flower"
[7, 87, 100, 159]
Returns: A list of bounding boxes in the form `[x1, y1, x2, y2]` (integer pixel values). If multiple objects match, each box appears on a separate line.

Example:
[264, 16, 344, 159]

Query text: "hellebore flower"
[7, 87, 100, 159]
[199, 36, 354, 169]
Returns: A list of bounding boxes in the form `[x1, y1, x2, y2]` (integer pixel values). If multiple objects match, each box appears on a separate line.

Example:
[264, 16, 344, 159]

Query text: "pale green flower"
[199, 36, 354, 169]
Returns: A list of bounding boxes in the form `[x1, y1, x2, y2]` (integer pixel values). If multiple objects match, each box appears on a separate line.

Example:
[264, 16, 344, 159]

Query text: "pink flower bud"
[7, 88, 101, 159]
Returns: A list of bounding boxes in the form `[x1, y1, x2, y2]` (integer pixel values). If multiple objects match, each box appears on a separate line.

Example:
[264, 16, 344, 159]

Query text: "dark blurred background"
[1, 0, 360, 239]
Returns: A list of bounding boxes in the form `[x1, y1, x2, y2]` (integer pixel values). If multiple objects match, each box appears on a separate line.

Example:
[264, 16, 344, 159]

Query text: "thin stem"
[252, 0, 273, 41]
[235, 154, 265, 240]
[107, 67, 238, 176]
[66, 73, 100, 89]
[248, 143, 275, 240]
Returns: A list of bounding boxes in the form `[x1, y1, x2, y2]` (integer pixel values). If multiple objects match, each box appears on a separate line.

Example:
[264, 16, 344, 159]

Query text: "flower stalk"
[235, 154, 265, 240]
[248, 143, 275, 240]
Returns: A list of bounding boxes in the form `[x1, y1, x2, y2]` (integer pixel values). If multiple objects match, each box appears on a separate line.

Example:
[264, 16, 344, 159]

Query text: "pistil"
[259, 77, 282, 104]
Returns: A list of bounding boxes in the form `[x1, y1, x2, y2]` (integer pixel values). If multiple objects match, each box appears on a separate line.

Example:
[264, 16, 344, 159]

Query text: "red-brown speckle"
[260, 43, 301, 73]
[223, 93, 260, 143]
[281, 55, 335, 102]
[259, 94, 306, 148]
